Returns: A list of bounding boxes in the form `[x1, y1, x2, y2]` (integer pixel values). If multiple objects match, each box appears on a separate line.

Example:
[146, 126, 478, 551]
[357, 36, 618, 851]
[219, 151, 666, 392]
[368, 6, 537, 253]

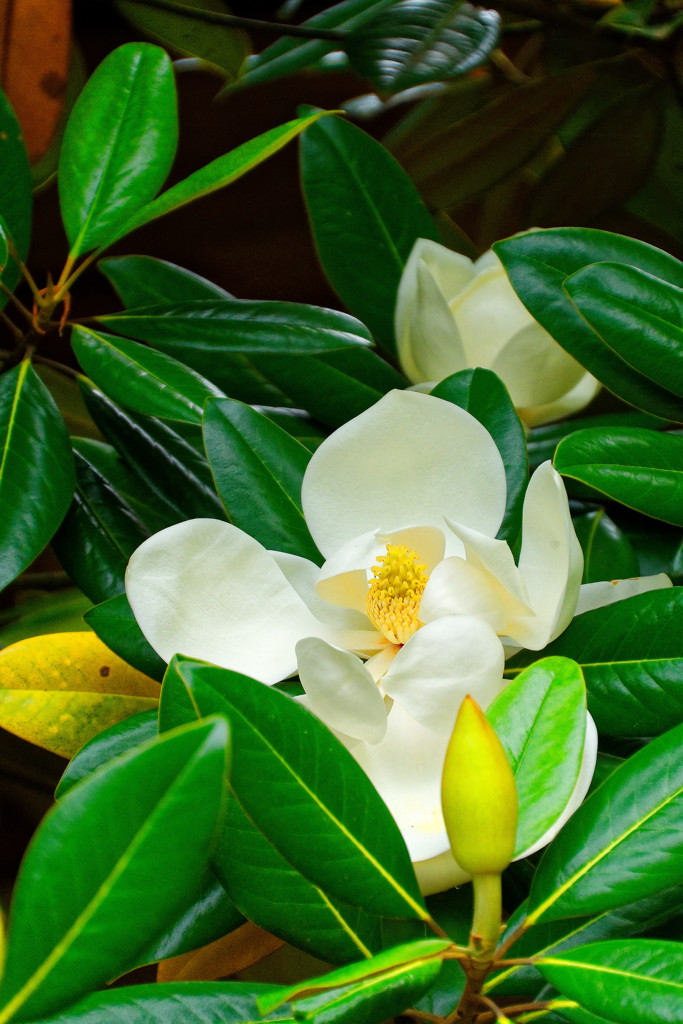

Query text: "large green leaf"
[96, 298, 372, 357]
[116, 0, 249, 79]
[101, 110, 332, 250]
[563, 262, 683, 399]
[99, 254, 231, 305]
[554, 428, 683, 526]
[300, 114, 440, 353]
[85, 594, 167, 683]
[0, 361, 75, 591]
[431, 368, 528, 546]
[508, 589, 683, 738]
[487, 658, 586, 856]
[203, 399, 320, 562]
[525, 721, 683, 924]
[493, 227, 683, 421]
[79, 380, 225, 522]
[398, 65, 596, 211]
[0, 718, 228, 1022]
[162, 659, 430, 923]
[72, 326, 225, 425]
[539, 939, 683, 1024]
[51, 448, 150, 605]
[527, 411, 670, 472]
[15, 982, 293, 1024]
[59, 43, 177, 258]
[573, 510, 639, 584]
[345, 0, 500, 93]
[0, 85, 31, 301]
[56, 709, 158, 796]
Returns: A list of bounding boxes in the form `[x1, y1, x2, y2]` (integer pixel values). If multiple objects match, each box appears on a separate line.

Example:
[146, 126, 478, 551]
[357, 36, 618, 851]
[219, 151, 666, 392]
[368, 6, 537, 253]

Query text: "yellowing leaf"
[0, 631, 159, 757]
[157, 922, 284, 982]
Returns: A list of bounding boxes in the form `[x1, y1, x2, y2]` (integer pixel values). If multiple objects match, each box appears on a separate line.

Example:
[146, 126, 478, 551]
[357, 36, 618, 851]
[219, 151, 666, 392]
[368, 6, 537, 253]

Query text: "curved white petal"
[517, 712, 598, 859]
[513, 462, 584, 649]
[443, 520, 531, 607]
[302, 390, 507, 558]
[575, 573, 672, 617]
[451, 265, 534, 366]
[351, 701, 452, 863]
[519, 372, 601, 428]
[316, 525, 447, 612]
[414, 849, 470, 896]
[489, 323, 585, 408]
[125, 519, 326, 684]
[395, 253, 468, 384]
[296, 638, 388, 744]
[420, 557, 530, 634]
[271, 550, 370, 630]
[382, 616, 506, 732]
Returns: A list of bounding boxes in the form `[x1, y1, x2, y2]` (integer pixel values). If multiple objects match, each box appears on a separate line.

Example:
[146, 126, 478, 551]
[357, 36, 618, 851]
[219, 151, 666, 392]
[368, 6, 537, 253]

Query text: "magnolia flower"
[126, 391, 667, 894]
[395, 239, 600, 426]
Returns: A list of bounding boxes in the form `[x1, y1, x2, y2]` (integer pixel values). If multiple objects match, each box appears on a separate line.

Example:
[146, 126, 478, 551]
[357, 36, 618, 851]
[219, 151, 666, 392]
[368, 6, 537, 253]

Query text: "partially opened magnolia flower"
[126, 391, 667, 893]
[395, 239, 600, 426]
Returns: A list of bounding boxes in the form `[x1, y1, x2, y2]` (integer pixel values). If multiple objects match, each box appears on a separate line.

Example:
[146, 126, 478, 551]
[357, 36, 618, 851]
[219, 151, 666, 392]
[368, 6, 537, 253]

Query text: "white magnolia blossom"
[395, 239, 601, 426]
[126, 391, 669, 894]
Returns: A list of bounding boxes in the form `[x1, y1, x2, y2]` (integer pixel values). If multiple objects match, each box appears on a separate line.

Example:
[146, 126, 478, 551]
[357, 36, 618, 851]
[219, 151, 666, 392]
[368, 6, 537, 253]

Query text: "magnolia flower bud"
[441, 696, 517, 876]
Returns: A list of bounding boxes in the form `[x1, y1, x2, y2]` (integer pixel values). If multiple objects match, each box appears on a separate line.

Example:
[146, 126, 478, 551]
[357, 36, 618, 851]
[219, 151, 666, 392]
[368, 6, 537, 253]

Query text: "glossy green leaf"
[162, 659, 429, 922]
[488, 886, 683, 999]
[526, 82, 663, 227]
[51, 448, 149, 604]
[0, 361, 75, 591]
[554, 428, 683, 526]
[494, 228, 683, 421]
[346, 0, 499, 93]
[203, 399, 320, 562]
[0, 84, 32, 300]
[85, 593, 167, 683]
[237, 0, 397, 90]
[526, 721, 683, 924]
[72, 438, 176, 534]
[0, 589, 91, 647]
[527, 411, 670, 473]
[539, 939, 683, 1024]
[80, 380, 226, 522]
[301, 114, 439, 353]
[17, 982, 292, 1024]
[260, 939, 450, 1017]
[116, 0, 249, 79]
[102, 110, 332, 250]
[398, 64, 596, 210]
[97, 298, 372, 359]
[431, 368, 528, 545]
[59, 43, 178, 258]
[508, 589, 683, 738]
[487, 658, 586, 856]
[564, 262, 683, 398]
[573, 510, 639, 584]
[72, 326, 225, 424]
[160, 661, 426, 963]
[99, 254, 231, 306]
[0, 717, 228, 1022]
[56, 708, 158, 796]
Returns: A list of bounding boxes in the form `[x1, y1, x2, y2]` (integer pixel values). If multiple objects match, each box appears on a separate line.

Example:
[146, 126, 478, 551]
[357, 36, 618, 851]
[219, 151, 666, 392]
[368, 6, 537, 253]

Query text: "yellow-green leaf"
[0, 631, 159, 757]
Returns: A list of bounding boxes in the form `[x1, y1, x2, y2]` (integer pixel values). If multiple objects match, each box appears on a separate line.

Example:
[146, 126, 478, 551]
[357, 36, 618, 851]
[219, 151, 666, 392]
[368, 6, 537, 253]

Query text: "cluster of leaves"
[0, 3, 682, 1024]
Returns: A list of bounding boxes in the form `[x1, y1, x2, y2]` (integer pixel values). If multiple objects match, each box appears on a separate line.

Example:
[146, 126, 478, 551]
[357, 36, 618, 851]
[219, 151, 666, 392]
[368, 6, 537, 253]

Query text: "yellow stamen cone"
[441, 695, 517, 876]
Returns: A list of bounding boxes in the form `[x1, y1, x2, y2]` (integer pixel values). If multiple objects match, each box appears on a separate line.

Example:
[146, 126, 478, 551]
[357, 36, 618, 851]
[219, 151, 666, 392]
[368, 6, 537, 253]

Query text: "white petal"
[351, 701, 452, 863]
[517, 712, 598, 858]
[316, 525, 446, 612]
[420, 558, 511, 633]
[413, 850, 470, 896]
[443, 520, 532, 607]
[271, 549, 370, 630]
[489, 323, 585, 408]
[575, 573, 672, 617]
[301, 390, 507, 558]
[382, 616, 506, 732]
[451, 265, 534, 366]
[296, 638, 388, 744]
[513, 462, 584, 649]
[519, 372, 601, 428]
[125, 519, 327, 684]
[395, 253, 468, 384]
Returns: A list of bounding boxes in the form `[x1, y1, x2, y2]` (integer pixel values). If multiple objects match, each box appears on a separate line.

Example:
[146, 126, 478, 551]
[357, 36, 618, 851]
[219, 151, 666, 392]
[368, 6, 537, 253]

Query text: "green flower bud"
[441, 695, 518, 876]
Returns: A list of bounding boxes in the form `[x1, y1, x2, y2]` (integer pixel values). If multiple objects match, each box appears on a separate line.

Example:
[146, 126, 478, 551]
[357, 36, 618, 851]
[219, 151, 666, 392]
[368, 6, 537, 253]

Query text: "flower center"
[366, 544, 429, 646]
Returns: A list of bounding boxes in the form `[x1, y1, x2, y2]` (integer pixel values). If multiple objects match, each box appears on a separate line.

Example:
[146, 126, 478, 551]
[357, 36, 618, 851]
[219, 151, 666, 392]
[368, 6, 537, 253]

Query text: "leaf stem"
[130, 0, 347, 40]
